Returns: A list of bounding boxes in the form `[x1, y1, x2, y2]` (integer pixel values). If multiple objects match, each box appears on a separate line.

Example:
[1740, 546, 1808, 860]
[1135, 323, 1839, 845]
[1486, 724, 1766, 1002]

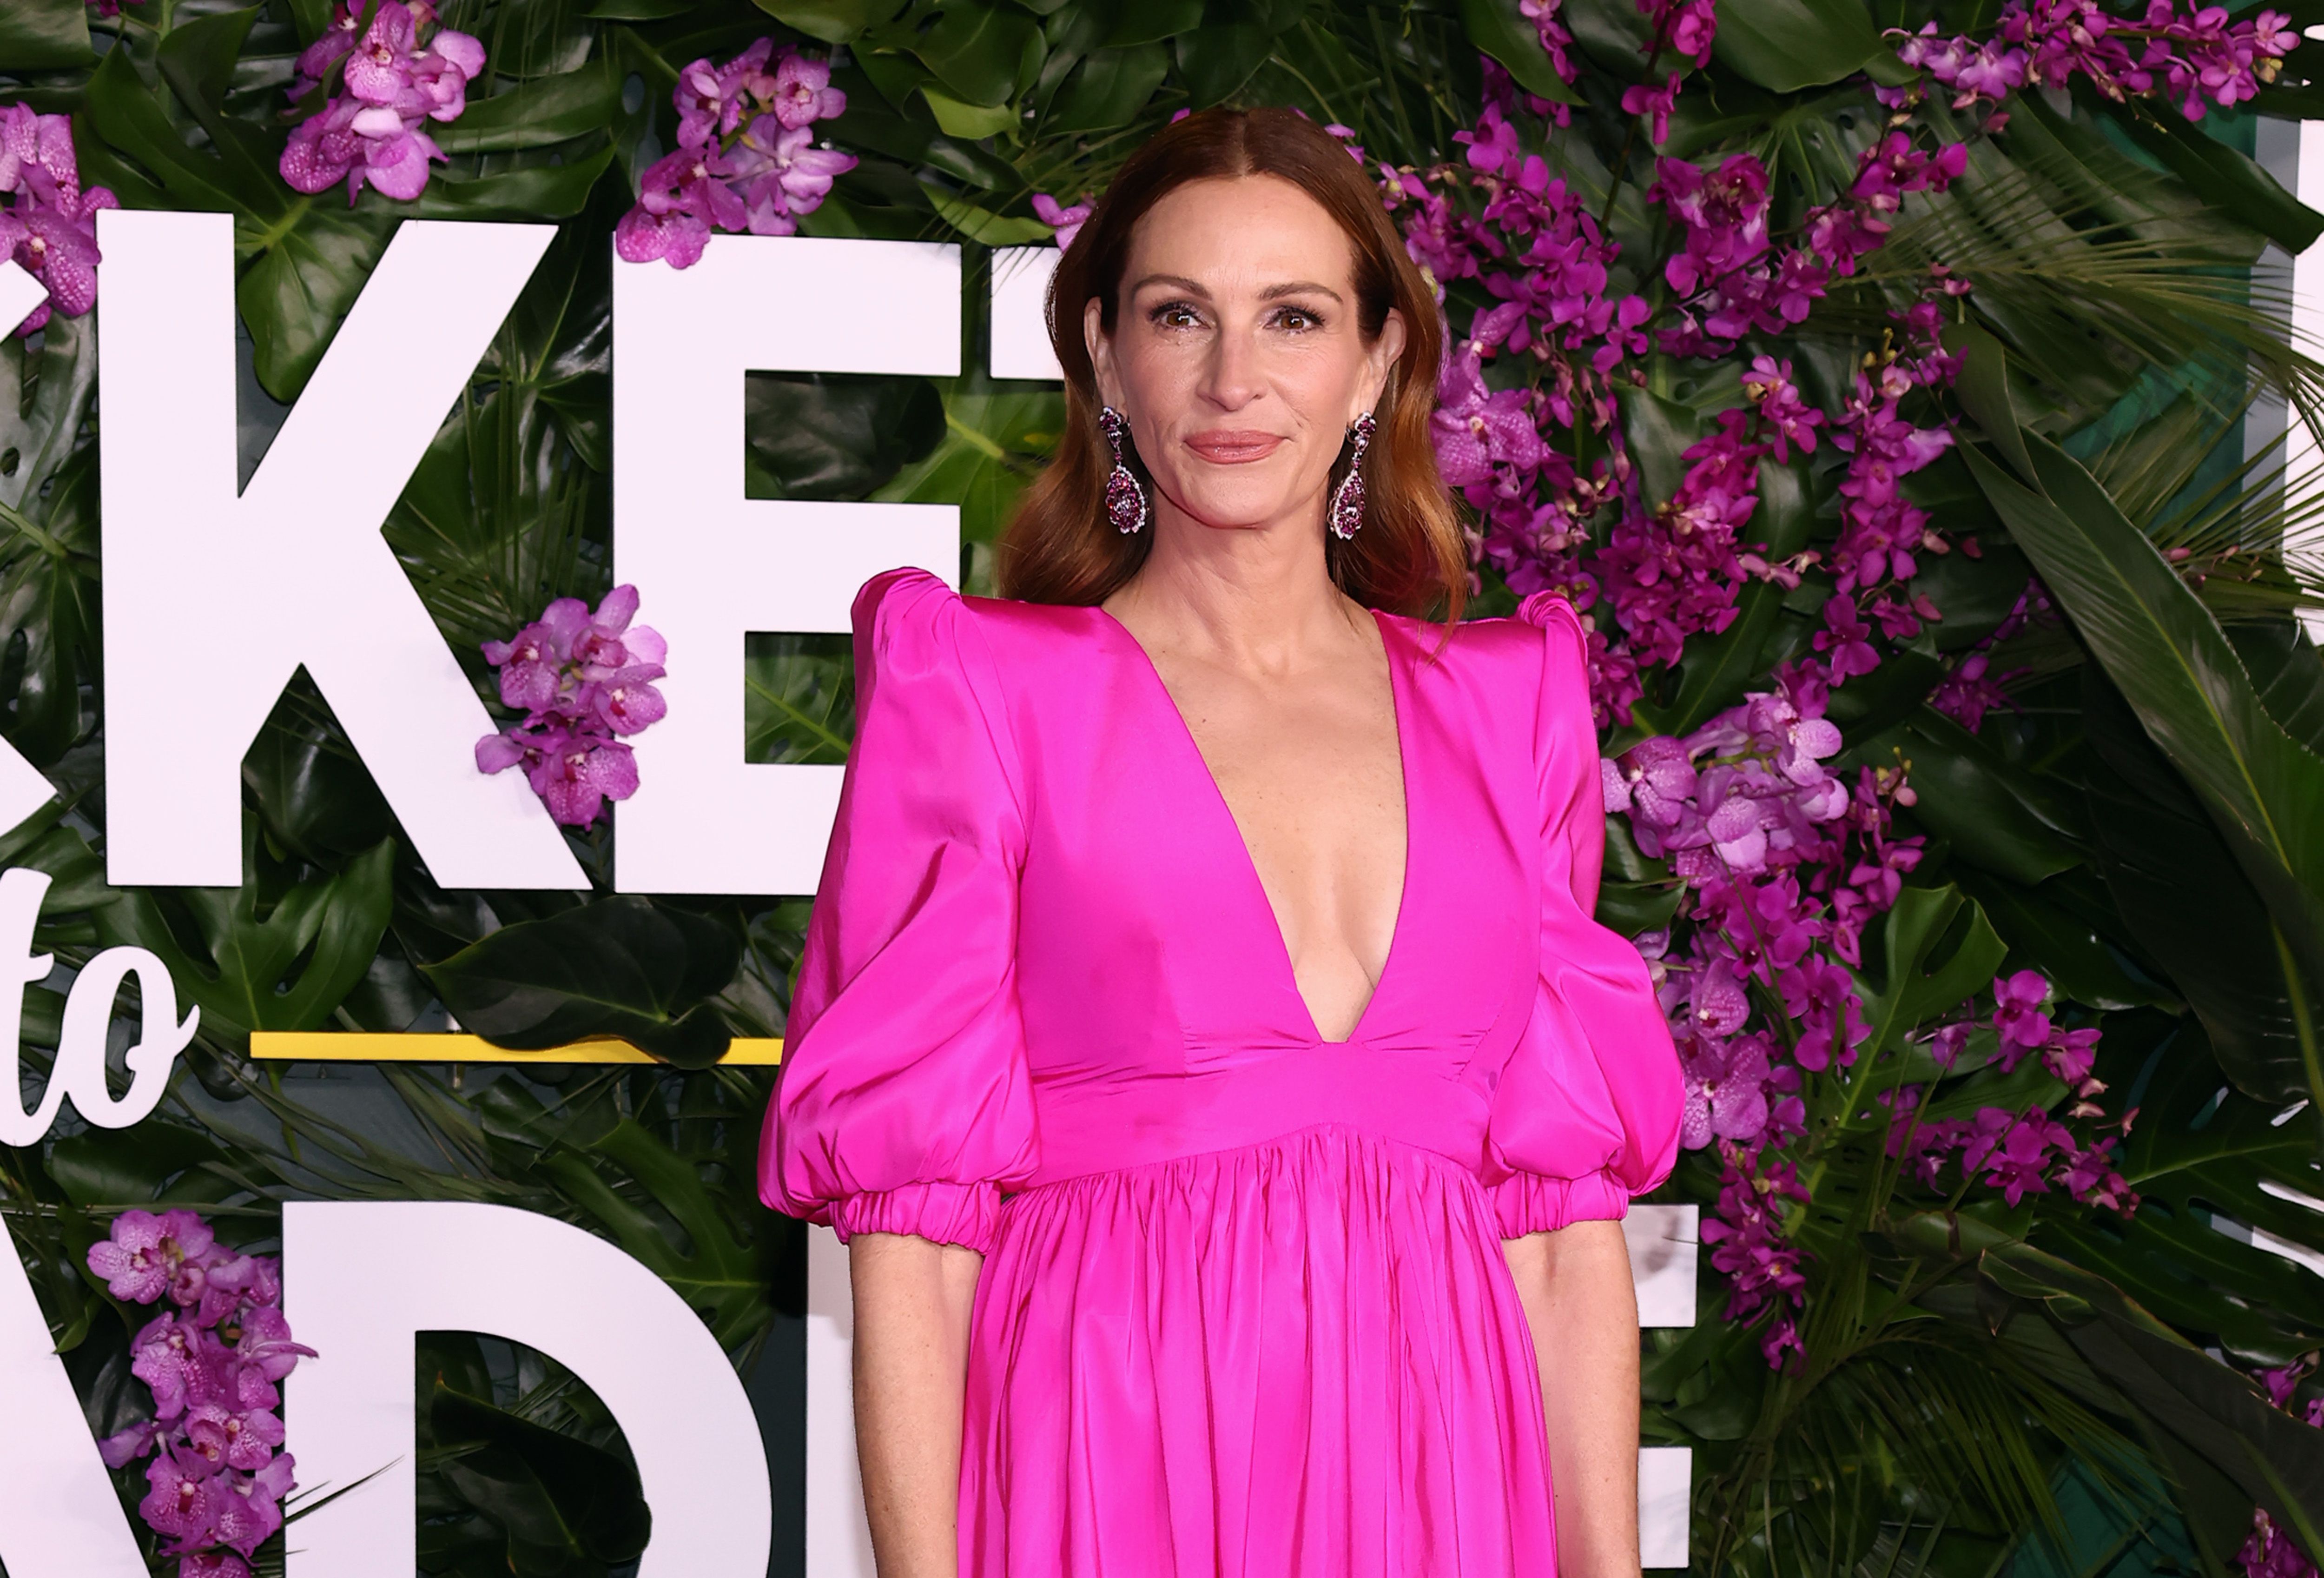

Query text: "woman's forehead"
[1125, 175, 1355, 292]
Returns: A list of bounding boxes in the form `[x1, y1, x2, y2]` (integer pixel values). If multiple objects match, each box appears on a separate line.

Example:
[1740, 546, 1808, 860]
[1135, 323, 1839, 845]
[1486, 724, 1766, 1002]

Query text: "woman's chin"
[1162, 482, 1320, 537]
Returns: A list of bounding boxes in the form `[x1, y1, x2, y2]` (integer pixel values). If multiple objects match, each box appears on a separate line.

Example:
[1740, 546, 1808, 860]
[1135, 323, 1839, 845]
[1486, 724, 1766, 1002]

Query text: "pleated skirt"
[960, 1122, 1562, 1577]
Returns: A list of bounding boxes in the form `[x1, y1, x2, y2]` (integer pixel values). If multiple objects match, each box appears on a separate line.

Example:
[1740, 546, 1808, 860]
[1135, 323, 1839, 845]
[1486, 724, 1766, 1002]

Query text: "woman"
[760, 107, 1683, 1578]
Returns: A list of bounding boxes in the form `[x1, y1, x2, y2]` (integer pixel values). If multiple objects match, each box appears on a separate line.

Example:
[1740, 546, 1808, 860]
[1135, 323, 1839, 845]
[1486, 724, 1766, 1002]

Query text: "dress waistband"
[1022, 1044, 1490, 1189]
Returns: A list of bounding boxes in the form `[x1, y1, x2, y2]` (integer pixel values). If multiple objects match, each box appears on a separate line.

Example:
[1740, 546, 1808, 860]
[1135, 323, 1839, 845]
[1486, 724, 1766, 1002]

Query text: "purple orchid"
[178, 1552, 255, 1578]
[0, 104, 119, 335]
[1034, 192, 1094, 250]
[279, 1, 483, 204]
[676, 38, 773, 150]
[1890, 0, 2289, 119]
[621, 38, 853, 267]
[476, 585, 666, 828]
[771, 53, 848, 130]
[88, 1209, 215, 1305]
[141, 1447, 222, 1547]
[90, 1208, 307, 1573]
[1678, 1032, 1772, 1148]
[729, 118, 858, 237]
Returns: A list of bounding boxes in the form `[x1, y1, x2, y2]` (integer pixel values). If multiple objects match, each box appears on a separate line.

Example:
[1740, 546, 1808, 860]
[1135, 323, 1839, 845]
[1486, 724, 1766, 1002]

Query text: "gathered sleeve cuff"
[828, 1182, 1003, 1253]
[1484, 594, 1684, 1236]
[1490, 1167, 1633, 1237]
[758, 568, 1039, 1258]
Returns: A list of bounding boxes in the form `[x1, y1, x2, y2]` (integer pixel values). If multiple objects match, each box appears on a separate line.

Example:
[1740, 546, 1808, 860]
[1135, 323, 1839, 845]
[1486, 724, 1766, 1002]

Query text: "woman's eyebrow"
[1129, 273, 1211, 297]
[1260, 281, 1345, 304]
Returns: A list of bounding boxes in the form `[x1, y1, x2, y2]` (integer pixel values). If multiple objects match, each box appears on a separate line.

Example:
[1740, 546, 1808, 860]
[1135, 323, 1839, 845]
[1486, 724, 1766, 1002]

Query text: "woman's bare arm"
[850, 1232, 985, 1578]
[1504, 1217, 1642, 1578]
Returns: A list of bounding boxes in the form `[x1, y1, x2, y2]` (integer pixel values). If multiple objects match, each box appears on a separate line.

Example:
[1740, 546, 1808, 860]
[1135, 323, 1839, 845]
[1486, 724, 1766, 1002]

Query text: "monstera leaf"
[82, 16, 397, 404]
[0, 335, 100, 769]
[421, 897, 743, 1069]
[427, 1384, 652, 1574]
[1849, 883, 2008, 1063]
[94, 821, 397, 1041]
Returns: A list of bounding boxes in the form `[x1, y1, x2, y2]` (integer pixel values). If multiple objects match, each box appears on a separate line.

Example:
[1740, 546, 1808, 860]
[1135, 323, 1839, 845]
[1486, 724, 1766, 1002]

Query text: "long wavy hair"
[994, 107, 1466, 622]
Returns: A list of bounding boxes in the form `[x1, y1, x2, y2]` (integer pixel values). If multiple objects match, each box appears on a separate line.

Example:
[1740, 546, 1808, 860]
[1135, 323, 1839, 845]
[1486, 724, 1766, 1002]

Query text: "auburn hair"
[994, 107, 1466, 622]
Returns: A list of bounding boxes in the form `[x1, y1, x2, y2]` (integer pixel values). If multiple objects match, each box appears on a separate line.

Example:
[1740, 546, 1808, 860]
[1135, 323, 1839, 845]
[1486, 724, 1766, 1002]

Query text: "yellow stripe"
[250, 1032, 784, 1065]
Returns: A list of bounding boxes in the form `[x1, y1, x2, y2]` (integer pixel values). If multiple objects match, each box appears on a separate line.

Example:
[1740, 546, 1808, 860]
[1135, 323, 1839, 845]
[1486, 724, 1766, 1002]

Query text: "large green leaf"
[433, 60, 627, 154]
[743, 372, 946, 500]
[2122, 1025, 2324, 1303]
[750, 0, 891, 44]
[93, 825, 397, 1040]
[422, 898, 744, 1069]
[873, 379, 1063, 543]
[82, 34, 400, 404]
[0, 319, 101, 767]
[1877, 709, 2087, 886]
[1851, 884, 2009, 1062]
[1986, 1242, 2324, 1567]
[429, 1387, 653, 1570]
[1961, 430, 2324, 1117]
[2082, 670, 2324, 1115]
[1711, 0, 1883, 91]
[48, 1125, 232, 1209]
[1044, 45, 1171, 133]
[0, 0, 92, 70]
[2103, 99, 2324, 254]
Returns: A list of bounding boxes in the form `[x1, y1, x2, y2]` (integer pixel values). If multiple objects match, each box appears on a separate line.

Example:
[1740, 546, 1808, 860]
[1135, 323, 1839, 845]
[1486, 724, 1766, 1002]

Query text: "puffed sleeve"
[1484, 591, 1683, 1237]
[757, 567, 1039, 1255]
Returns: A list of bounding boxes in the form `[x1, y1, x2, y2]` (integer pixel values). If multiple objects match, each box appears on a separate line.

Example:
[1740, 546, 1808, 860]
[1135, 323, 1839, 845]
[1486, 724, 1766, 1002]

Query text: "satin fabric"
[761, 566, 1682, 1578]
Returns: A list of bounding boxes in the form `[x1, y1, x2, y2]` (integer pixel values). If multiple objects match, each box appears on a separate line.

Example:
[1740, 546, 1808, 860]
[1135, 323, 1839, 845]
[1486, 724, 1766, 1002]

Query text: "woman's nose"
[1200, 326, 1261, 411]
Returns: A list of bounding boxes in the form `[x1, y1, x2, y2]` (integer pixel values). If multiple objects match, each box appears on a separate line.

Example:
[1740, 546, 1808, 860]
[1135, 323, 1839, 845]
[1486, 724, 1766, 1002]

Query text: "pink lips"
[1184, 429, 1286, 464]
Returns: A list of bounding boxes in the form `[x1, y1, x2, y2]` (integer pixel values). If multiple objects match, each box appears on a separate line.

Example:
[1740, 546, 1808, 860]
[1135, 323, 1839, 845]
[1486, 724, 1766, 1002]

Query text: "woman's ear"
[1357, 307, 1408, 419]
[1084, 297, 1121, 408]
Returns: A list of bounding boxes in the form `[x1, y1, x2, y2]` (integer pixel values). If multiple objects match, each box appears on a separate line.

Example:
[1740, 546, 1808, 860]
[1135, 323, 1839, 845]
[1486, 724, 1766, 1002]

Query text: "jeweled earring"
[1098, 405, 1149, 535]
[1327, 411, 1377, 540]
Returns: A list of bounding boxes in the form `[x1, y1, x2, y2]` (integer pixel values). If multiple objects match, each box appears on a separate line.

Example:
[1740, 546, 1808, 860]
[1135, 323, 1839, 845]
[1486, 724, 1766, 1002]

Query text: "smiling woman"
[760, 106, 1684, 1578]
[997, 108, 1466, 618]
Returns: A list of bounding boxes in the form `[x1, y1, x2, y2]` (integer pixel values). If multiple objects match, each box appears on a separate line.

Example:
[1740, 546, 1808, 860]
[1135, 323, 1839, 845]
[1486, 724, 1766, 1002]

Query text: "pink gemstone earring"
[1098, 405, 1149, 535]
[1327, 412, 1376, 540]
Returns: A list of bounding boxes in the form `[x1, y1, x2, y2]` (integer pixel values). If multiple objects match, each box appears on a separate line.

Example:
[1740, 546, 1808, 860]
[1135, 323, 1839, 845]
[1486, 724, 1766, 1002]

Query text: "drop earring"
[1327, 411, 1376, 540]
[1098, 405, 1149, 535]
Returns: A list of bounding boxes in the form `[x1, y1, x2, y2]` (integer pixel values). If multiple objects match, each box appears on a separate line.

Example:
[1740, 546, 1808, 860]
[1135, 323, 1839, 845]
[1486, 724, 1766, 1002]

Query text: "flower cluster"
[2245, 1512, 2321, 1578]
[616, 39, 854, 269]
[86, 1211, 310, 1578]
[2238, 1359, 2324, 1577]
[1429, 23, 2130, 1368]
[279, 1, 484, 204]
[1653, 134, 1967, 362]
[1881, 971, 2133, 1210]
[1702, 1145, 1812, 1366]
[1891, 0, 2293, 120]
[0, 104, 117, 336]
[475, 585, 667, 829]
[1929, 580, 2049, 733]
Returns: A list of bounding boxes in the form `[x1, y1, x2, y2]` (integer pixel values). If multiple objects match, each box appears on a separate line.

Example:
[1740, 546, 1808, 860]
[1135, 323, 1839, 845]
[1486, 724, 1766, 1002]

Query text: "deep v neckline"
[1095, 603, 1416, 1048]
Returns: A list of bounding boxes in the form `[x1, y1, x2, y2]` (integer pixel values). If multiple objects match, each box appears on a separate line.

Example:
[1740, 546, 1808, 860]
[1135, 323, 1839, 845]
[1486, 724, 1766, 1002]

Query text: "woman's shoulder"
[1385, 590, 1586, 690]
[852, 566, 1112, 684]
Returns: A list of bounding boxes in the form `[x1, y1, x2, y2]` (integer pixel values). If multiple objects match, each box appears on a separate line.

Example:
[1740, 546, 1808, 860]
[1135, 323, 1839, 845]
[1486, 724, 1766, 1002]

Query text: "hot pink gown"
[760, 566, 1683, 1578]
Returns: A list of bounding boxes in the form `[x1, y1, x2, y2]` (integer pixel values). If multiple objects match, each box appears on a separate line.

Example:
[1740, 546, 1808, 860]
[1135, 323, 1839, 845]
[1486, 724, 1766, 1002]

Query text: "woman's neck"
[1103, 491, 1368, 671]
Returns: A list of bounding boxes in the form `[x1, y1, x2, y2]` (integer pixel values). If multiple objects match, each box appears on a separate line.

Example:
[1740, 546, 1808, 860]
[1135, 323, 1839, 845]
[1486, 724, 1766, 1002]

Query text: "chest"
[1159, 650, 1407, 929]
[1003, 614, 1544, 1066]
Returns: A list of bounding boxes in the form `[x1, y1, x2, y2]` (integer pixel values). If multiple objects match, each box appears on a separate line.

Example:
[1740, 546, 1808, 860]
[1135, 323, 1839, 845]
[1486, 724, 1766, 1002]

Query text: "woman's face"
[1086, 175, 1406, 540]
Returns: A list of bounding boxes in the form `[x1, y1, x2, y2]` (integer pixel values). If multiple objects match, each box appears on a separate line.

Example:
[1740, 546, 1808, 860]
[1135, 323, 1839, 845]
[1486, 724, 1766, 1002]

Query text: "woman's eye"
[1153, 303, 1202, 329]
[1275, 308, 1321, 332]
